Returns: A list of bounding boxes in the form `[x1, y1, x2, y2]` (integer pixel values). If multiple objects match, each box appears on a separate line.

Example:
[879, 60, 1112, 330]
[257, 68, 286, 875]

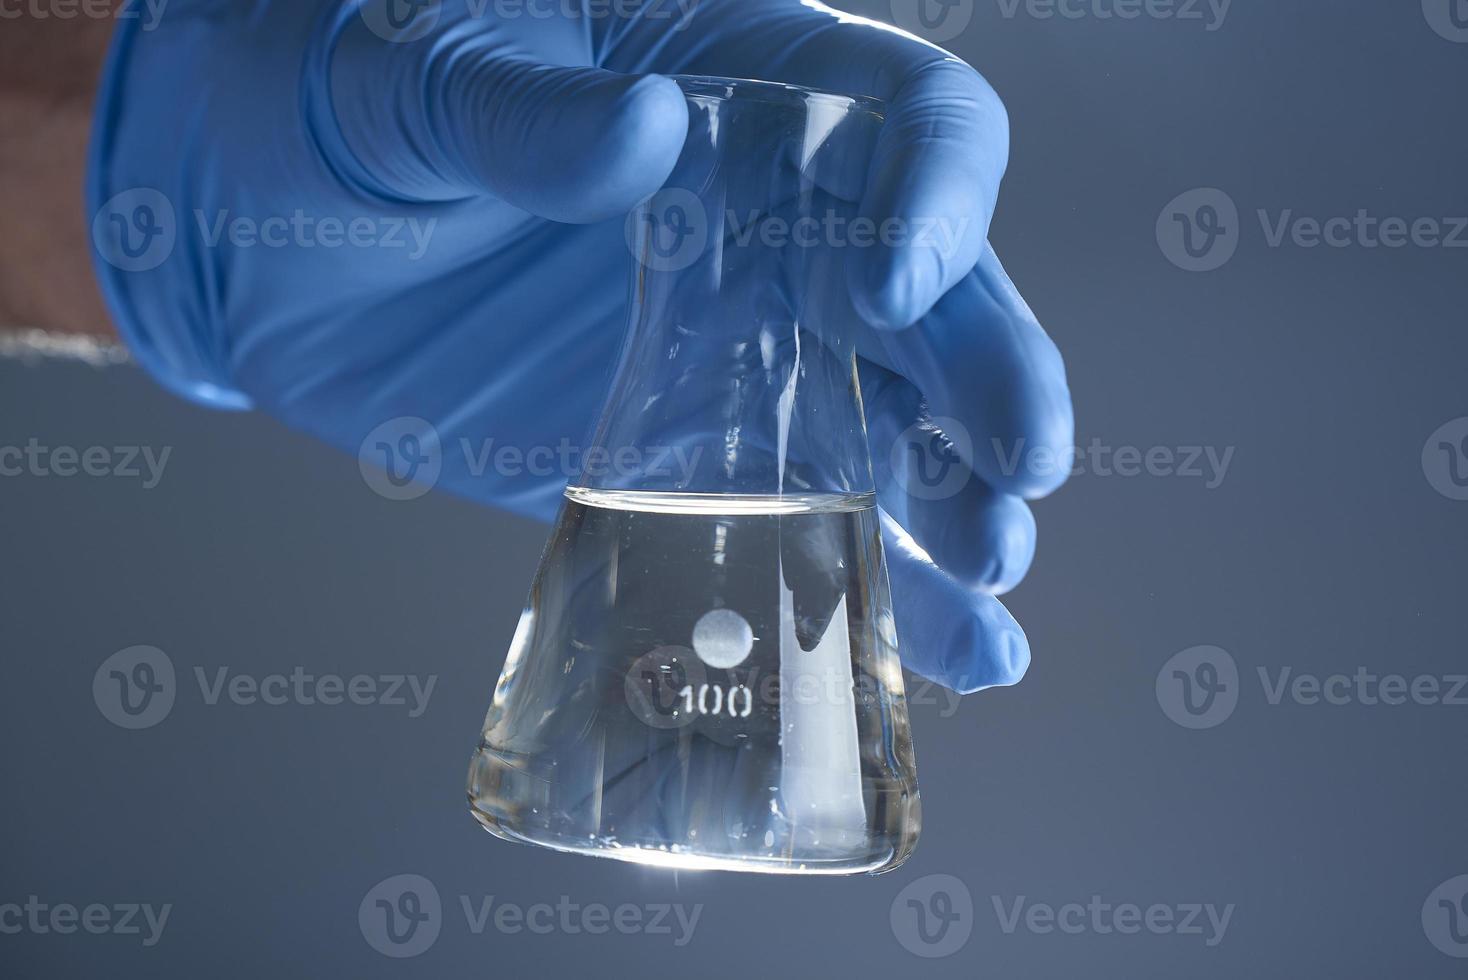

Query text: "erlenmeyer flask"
[467, 76, 919, 875]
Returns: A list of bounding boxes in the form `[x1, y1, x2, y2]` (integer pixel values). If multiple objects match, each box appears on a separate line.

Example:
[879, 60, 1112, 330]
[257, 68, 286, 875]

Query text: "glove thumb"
[322, 27, 689, 223]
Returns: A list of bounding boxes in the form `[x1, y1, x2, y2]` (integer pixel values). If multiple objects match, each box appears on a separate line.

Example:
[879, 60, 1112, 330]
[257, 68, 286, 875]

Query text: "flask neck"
[578, 80, 884, 499]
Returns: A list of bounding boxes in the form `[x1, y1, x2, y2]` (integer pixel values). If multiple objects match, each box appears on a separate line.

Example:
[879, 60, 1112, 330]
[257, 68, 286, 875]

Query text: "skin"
[0, 6, 117, 336]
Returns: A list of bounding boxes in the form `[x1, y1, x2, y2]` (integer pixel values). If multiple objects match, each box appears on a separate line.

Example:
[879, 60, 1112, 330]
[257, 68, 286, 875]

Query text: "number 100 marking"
[678, 683, 753, 718]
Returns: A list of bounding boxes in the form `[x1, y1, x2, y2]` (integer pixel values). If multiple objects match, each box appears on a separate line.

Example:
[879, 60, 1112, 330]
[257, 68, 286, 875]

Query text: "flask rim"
[667, 74, 886, 117]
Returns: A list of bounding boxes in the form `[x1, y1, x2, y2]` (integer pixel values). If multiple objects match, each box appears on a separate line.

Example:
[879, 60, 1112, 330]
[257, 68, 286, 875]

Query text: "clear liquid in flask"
[467, 487, 920, 875]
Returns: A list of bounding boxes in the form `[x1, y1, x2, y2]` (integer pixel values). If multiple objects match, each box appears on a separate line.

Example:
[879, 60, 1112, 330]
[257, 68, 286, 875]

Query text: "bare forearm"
[0, 8, 120, 338]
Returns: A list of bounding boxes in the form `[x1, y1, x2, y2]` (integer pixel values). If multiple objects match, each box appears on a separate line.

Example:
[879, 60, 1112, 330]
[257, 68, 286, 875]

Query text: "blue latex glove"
[89, 0, 1074, 693]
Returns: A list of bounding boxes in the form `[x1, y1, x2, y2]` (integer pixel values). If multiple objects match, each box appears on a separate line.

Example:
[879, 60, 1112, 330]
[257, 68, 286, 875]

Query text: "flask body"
[467, 76, 919, 874]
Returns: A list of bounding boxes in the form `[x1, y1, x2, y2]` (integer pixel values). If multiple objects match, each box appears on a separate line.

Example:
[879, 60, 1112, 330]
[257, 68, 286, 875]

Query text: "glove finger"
[880, 509, 1030, 693]
[862, 360, 1036, 594]
[868, 244, 1074, 499]
[322, 18, 687, 221]
[608, 1, 1006, 328]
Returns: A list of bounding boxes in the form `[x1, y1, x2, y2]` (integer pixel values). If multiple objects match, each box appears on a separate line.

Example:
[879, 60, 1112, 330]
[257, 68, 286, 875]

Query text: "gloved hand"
[89, 0, 1074, 693]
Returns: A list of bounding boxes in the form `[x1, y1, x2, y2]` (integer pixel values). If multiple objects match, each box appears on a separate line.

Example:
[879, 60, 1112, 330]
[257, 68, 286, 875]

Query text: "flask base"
[470, 807, 912, 877]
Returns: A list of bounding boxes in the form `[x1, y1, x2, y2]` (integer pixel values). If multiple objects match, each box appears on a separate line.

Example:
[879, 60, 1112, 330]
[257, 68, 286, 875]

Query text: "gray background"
[4, 0, 1467, 975]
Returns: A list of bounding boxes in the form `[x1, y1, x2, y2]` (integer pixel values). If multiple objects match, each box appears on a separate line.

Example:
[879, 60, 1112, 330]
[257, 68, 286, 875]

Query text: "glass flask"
[467, 75, 919, 875]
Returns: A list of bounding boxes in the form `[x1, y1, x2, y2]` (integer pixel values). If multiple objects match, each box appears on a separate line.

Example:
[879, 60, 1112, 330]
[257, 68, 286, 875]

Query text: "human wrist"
[0, 9, 120, 338]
